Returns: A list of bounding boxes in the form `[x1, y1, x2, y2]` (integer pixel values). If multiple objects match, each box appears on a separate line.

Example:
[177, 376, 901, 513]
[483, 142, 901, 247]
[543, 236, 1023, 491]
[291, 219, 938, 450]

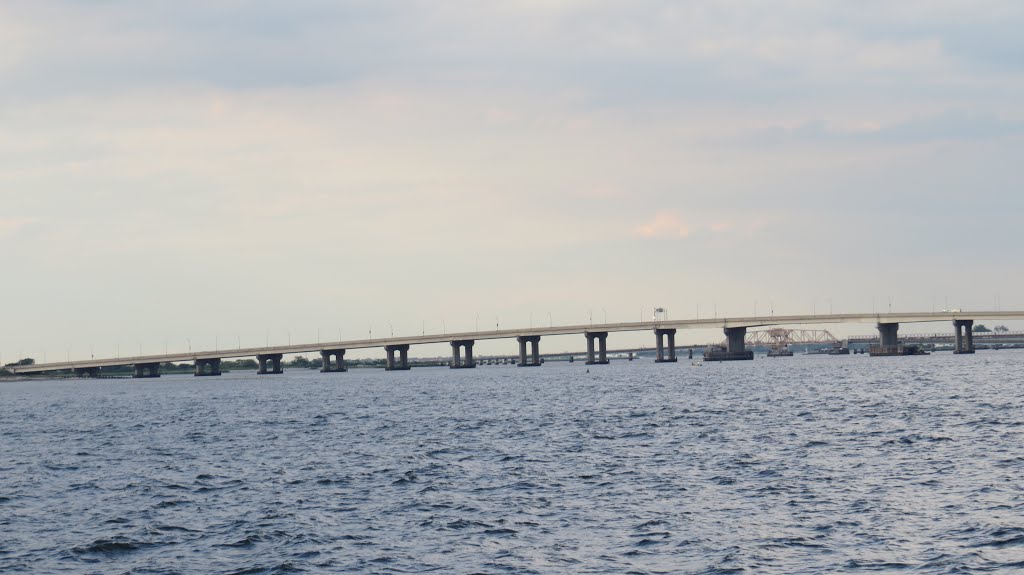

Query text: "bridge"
[8, 311, 1024, 377]
[739, 328, 839, 346]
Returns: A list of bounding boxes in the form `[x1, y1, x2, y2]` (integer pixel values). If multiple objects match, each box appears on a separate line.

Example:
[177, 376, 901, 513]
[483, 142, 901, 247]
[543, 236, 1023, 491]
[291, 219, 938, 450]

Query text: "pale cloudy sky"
[2, 1, 1023, 361]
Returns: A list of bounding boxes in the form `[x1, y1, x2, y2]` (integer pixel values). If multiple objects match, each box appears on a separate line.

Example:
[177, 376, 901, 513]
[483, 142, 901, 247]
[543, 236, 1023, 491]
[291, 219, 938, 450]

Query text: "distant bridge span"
[8, 311, 1024, 375]
[849, 331, 1024, 345]
[742, 328, 839, 346]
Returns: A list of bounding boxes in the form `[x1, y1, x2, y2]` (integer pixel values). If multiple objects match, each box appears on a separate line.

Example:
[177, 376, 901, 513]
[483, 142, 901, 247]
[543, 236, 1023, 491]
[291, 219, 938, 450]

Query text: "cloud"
[737, 109, 1024, 146]
[0, 217, 38, 238]
[635, 212, 689, 238]
[2, 0, 1024, 360]
[2, 0, 1019, 106]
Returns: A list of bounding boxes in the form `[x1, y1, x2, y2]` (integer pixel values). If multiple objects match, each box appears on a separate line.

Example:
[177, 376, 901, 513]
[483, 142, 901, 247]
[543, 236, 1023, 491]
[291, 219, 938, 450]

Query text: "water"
[2, 351, 1024, 574]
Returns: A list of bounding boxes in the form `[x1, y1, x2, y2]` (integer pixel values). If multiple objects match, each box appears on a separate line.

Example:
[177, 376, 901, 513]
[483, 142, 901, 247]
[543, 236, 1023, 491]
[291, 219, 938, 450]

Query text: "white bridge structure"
[8, 311, 1024, 377]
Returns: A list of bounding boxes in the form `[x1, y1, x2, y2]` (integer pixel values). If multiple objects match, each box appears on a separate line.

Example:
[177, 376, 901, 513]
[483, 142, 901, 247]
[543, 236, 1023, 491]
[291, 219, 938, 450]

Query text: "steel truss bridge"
[731, 328, 839, 348]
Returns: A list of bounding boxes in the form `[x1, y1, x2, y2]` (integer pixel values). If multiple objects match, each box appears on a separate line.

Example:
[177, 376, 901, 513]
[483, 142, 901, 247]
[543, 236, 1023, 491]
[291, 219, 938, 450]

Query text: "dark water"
[2, 351, 1024, 574]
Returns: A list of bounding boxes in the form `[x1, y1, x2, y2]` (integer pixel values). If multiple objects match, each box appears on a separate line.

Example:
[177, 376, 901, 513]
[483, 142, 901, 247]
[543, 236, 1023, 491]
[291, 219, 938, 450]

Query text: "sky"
[2, 0, 1023, 362]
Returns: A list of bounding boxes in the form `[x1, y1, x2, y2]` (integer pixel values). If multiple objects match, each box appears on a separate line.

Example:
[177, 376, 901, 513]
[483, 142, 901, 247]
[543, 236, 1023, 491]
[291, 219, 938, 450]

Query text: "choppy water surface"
[2, 351, 1024, 574]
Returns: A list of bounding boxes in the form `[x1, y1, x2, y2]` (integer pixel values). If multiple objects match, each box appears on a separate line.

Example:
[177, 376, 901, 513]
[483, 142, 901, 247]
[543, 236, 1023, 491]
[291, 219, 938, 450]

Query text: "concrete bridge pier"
[73, 367, 101, 378]
[953, 320, 976, 354]
[385, 344, 411, 371]
[517, 336, 541, 367]
[450, 340, 476, 368]
[132, 362, 160, 378]
[321, 349, 347, 372]
[257, 353, 284, 374]
[707, 327, 754, 361]
[726, 327, 754, 360]
[726, 327, 746, 354]
[877, 323, 899, 354]
[194, 358, 221, 376]
[585, 331, 609, 365]
[654, 328, 677, 362]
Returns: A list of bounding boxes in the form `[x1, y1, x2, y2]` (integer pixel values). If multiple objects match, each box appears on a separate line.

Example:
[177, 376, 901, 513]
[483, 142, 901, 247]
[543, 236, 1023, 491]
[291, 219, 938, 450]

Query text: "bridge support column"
[585, 332, 609, 365]
[385, 344, 411, 371]
[194, 358, 221, 376]
[133, 362, 160, 378]
[257, 353, 284, 374]
[953, 320, 975, 354]
[516, 336, 541, 367]
[706, 327, 754, 361]
[726, 327, 746, 354]
[655, 328, 677, 362]
[74, 367, 101, 378]
[320, 349, 347, 372]
[450, 340, 476, 368]
[876, 323, 900, 355]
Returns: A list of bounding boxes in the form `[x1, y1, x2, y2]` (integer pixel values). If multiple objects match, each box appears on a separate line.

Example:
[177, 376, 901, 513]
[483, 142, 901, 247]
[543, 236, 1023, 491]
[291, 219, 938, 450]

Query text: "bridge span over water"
[9, 311, 1024, 377]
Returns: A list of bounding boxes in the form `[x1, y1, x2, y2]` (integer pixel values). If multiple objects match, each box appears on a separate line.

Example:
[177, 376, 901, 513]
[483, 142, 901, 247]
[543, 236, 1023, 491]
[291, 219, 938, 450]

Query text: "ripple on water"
[70, 537, 151, 557]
